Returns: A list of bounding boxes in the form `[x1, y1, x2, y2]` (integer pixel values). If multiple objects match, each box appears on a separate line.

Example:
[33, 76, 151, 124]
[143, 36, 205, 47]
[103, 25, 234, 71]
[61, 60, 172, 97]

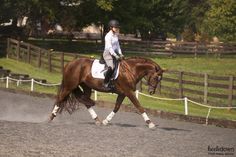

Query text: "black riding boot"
[104, 67, 113, 88]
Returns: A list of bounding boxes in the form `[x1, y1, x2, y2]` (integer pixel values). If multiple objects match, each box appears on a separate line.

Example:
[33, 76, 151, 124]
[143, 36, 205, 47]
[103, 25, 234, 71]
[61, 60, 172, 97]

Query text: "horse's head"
[124, 57, 165, 95]
[146, 66, 164, 95]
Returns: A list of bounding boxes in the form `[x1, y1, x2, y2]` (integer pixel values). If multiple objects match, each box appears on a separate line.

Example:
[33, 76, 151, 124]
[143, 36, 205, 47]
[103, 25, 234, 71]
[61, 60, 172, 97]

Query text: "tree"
[200, 0, 236, 41]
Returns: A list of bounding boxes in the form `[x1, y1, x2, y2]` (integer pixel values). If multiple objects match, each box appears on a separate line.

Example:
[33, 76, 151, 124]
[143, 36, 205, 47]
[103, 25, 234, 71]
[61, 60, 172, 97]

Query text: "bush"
[182, 28, 195, 42]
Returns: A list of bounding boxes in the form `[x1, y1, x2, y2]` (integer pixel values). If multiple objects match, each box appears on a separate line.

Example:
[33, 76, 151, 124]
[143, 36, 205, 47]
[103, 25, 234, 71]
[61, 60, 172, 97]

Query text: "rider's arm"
[105, 34, 119, 58]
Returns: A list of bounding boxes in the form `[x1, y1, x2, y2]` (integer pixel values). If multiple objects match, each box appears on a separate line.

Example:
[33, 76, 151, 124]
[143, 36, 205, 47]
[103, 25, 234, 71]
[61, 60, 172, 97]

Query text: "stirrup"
[101, 81, 112, 91]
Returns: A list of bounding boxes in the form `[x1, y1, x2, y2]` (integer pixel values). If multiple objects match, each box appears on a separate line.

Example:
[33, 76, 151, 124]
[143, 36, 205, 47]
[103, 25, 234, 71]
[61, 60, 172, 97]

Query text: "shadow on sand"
[159, 127, 191, 132]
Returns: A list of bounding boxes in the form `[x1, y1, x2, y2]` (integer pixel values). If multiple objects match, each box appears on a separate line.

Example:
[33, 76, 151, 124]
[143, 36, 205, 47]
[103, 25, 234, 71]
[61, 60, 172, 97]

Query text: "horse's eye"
[157, 76, 162, 81]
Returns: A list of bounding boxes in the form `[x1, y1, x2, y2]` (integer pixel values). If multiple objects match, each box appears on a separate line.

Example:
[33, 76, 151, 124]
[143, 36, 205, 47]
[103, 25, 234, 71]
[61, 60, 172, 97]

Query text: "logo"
[208, 145, 234, 156]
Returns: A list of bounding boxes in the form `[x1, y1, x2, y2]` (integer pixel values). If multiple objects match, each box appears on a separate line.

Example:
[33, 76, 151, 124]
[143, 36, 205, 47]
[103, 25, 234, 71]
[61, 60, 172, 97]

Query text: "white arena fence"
[1, 76, 235, 124]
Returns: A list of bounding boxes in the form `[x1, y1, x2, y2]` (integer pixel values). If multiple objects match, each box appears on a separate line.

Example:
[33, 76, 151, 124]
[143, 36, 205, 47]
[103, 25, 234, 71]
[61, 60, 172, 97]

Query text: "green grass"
[154, 56, 236, 76]
[95, 91, 236, 121]
[0, 58, 235, 121]
[27, 39, 236, 76]
[1, 39, 236, 121]
[0, 58, 61, 83]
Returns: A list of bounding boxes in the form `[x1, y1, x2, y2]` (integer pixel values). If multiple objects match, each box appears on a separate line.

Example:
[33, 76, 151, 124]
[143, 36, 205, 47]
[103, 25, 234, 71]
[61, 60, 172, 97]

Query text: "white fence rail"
[1, 76, 235, 124]
[0, 76, 60, 91]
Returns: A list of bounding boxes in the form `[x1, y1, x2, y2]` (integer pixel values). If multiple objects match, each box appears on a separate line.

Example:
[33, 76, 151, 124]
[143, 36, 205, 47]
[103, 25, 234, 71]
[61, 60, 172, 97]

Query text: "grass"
[27, 39, 236, 76]
[0, 58, 236, 121]
[1, 39, 236, 121]
[95, 91, 236, 120]
[0, 58, 61, 83]
[154, 56, 236, 76]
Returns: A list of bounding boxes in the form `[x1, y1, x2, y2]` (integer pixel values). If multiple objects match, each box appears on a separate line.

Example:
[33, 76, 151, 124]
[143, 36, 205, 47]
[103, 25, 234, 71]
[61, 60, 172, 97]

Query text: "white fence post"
[206, 108, 212, 125]
[135, 90, 139, 99]
[94, 90, 97, 101]
[17, 80, 20, 86]
[6, 76, 9, 88]
[31, 79, 34, 91]
[184, 97, 188, 115]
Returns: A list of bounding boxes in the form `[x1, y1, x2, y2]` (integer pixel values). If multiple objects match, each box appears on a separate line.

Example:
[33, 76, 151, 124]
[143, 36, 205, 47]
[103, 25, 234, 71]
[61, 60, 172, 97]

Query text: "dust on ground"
[0, 90, 235, 157]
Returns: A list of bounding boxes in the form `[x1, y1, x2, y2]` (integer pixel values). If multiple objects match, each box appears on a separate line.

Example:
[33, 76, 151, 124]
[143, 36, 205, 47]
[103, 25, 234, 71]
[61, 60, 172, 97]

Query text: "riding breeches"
[103, 51, 115, 70]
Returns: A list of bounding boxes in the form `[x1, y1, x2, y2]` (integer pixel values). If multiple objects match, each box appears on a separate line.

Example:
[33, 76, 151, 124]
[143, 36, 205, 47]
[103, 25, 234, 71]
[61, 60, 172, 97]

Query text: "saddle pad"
[91, 59, 119, 79]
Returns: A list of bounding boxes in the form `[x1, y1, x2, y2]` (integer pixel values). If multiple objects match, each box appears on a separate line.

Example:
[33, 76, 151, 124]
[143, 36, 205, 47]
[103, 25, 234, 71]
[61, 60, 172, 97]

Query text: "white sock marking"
[142, 112, 150, 122]
[88, 107, 98, 119]
[52, 105, 60, 116]
[106, 111, 115, 121]
[103, 111, 115, 125]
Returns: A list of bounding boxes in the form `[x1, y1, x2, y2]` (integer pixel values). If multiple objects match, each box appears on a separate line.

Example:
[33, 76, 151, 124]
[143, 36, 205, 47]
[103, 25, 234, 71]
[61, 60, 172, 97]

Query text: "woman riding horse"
[49, 56, 164, 129]
[103, 19, 124, 89]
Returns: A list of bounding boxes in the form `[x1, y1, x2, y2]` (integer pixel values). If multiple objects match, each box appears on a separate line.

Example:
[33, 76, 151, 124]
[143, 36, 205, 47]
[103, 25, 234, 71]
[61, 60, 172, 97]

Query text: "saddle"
[91, 57, 120, 80]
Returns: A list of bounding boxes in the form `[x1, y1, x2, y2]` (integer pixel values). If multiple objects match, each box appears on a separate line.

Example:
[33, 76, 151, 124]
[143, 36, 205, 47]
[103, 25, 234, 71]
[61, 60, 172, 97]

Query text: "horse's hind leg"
[49, 87, 71, 122]
[76, 84, 101, 125]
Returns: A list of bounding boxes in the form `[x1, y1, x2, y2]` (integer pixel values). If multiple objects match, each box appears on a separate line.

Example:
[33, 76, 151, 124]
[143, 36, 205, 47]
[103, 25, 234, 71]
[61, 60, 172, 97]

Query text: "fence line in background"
[6, 38, 236, 108]
[25, 35, 236, 56]
[138, 70, 236, 108]
[1, 76, 236, 124]
[0, 76, 60, 91]
[93, 89, 236, 125]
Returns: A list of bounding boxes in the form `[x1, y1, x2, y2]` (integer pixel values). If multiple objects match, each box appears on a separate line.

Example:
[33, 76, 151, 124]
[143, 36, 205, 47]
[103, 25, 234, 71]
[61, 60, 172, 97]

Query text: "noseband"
[147, 71, 162, 91]
[147, 75, 156, 90]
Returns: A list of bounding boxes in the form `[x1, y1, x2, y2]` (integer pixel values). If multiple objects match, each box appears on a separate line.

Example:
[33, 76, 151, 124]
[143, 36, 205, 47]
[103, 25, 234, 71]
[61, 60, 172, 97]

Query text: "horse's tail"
[55, 73, 65, 113]
[55, 66, 81, 114]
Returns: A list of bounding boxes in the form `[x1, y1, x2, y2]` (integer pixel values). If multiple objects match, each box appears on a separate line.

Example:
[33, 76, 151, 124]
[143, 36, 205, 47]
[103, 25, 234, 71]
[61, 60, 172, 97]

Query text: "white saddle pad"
[91, 59, 119, 79]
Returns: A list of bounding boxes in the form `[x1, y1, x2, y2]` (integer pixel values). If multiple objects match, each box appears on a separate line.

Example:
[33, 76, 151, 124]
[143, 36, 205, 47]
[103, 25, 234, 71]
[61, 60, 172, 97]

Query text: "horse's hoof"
[48, 114, 56, 122]
[148, 122, 156, 129]
[102, 119, 109, 126]
[95, 120, 102, 126]
[94, 117, 102, 126]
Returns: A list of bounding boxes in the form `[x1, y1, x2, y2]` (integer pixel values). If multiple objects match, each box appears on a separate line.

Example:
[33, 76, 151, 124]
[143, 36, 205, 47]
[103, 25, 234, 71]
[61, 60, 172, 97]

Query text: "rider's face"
[111, 27, 120, 33]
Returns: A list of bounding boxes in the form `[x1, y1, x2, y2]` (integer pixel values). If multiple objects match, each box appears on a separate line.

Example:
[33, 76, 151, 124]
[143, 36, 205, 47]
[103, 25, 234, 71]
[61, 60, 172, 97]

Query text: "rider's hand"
[114, 54, 120, 60]
[119, 54, 125, 60]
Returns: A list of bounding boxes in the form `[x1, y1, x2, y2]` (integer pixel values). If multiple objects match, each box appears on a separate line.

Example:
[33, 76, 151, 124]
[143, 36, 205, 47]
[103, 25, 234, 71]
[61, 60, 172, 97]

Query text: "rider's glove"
[114, 54, 120, 60]
[119, 54, 125, 60]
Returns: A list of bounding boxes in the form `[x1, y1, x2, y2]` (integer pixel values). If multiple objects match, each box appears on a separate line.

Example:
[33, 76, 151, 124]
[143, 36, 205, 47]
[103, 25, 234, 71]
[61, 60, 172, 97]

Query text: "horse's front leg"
[102, 94, 125, 125]
[126, 92, 156, 129]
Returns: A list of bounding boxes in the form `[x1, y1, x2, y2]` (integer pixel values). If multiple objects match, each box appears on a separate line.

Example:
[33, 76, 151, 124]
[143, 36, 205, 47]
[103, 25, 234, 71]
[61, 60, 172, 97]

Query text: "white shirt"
[104, 30, 122, 57]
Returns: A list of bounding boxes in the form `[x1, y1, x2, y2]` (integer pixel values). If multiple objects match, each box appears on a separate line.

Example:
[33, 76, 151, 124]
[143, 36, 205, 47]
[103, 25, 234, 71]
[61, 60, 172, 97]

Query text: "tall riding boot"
[104, 67, 113, 88]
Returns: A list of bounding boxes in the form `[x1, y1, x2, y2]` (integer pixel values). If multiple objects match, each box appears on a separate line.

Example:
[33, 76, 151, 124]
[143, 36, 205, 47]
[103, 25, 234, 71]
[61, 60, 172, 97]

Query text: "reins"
[120, 60, 135, 82]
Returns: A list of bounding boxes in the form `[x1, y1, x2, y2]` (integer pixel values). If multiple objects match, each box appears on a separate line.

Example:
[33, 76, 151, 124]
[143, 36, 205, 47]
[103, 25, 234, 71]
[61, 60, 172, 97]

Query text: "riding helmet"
[108, 20, 120, 28]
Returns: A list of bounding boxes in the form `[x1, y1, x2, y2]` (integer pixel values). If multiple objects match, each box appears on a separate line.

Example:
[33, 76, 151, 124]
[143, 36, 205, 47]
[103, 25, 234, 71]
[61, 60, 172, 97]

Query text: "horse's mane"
[126, 57, 157, 64]
[125, 57, 161, 70]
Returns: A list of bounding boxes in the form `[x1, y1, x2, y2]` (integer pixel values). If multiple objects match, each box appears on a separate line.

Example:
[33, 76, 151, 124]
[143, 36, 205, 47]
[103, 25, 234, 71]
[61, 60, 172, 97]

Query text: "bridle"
[147, 71, 162, 91]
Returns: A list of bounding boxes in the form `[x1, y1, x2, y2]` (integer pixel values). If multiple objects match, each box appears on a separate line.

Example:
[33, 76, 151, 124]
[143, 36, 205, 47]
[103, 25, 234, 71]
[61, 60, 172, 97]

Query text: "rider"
[103, 19, 124, 88]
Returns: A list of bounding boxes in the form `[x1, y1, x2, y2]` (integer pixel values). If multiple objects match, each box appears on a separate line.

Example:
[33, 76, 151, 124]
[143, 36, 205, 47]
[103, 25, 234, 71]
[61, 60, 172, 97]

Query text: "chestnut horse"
[49, 57, 164, 128]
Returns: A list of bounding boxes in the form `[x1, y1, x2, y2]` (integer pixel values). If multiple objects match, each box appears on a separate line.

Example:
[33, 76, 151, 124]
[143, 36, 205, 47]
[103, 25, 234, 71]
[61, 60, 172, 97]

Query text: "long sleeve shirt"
[104, 30, 122, 57]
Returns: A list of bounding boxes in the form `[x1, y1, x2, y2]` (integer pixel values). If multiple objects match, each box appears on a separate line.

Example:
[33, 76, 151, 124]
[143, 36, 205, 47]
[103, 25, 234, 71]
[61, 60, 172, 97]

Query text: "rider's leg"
[103, 54, 114, 88]
[104, 66, 113, 88]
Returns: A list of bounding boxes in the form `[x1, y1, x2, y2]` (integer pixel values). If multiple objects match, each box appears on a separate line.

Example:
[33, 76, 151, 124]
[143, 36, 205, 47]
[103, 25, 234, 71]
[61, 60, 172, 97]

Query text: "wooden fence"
[119, 40, 236, 57]
[137, 70, 236, 107]
[28, 33, 236, 57]
[7, 38, 82, 73]
[6, 38, 236, 107]
[54, 38, 236, 57]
